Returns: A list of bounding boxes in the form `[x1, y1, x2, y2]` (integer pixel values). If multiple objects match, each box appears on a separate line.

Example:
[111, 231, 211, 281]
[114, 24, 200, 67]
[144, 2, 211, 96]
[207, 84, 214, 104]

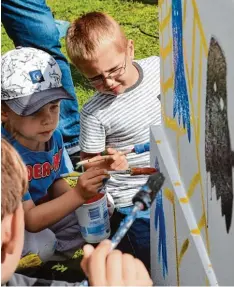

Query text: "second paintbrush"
[61, 167, 157, 178]
[76, 142, 150, 168]
[108, 167, 157, 175]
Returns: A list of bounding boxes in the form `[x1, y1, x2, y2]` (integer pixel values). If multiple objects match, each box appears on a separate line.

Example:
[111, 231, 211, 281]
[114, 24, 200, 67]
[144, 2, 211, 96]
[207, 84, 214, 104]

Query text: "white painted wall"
[150, 1, 234, 285]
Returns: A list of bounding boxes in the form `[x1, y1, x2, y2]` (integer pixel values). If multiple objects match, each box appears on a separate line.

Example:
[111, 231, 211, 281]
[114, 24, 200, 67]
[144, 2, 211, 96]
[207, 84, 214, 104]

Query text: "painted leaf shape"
[198, 212, 206, 230]
[178, 238, 189, 266]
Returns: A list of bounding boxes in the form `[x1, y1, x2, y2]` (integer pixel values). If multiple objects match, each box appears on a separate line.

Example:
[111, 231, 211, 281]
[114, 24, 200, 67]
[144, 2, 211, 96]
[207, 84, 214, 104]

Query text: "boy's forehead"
[79, 42, 125, 77]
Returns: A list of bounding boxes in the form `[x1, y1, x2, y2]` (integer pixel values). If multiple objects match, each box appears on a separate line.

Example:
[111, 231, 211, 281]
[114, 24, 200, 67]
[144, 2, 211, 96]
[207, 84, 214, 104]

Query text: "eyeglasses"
[87, 55, 127, 87]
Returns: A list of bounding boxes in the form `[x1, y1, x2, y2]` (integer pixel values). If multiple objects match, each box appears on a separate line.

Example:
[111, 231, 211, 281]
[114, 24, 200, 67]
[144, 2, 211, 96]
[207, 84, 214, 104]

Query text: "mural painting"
[151, 0, 234, 285]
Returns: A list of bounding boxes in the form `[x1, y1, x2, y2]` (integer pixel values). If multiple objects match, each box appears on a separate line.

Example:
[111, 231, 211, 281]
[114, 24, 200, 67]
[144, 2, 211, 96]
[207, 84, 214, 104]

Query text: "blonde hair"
[66, 12, 128, 67]
[1, 138, 28, 219]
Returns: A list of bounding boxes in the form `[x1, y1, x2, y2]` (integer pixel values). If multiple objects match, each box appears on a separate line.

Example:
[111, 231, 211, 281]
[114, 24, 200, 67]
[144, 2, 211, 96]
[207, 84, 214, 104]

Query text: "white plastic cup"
[75, 193, 111, 243]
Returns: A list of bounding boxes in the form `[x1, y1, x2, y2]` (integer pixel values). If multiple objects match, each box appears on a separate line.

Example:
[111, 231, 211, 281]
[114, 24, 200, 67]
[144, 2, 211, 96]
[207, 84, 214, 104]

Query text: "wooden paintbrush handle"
[77, 155, 112, 166]
[131, 167, 158, 175]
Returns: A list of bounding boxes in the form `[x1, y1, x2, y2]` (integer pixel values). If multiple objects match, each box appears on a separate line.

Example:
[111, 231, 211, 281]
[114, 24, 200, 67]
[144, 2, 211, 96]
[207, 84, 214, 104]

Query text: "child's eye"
[50, 100, 60, 110]
[51, 104, 59, 110]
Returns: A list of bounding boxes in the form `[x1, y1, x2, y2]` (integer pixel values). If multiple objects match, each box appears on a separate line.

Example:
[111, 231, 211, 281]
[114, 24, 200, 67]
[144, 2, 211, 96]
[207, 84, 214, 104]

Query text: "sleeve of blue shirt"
[56, 147, 74, 179]
[22, 191, 32, 202]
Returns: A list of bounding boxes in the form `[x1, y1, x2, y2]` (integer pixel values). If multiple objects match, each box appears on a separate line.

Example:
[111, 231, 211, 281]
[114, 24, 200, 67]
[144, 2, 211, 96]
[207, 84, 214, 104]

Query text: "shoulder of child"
[136, 55, 160, 65]
[81, 91, 107, 115]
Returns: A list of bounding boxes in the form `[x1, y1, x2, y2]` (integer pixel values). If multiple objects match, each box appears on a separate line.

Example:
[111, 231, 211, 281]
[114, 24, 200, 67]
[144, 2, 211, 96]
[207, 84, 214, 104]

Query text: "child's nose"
[104, 77, 114, 88]
[42, 111, 53, 125]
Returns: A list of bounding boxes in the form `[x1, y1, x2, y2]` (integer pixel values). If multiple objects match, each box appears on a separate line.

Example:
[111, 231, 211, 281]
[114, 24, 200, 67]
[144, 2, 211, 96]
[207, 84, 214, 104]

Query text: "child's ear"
[1, 213, 14, 263]
[1, 205, 24, 262]
[1, 105, 9, 123]
[127, 39, 135, 60]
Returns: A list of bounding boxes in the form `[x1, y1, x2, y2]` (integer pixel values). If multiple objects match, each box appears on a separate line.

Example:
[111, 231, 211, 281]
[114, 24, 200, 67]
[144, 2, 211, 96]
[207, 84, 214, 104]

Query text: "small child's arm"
[23, 168, 109, 232]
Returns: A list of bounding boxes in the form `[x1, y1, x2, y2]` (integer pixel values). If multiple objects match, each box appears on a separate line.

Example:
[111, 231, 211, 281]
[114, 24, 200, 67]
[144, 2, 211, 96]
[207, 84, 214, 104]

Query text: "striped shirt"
[80, 56, 161, 207]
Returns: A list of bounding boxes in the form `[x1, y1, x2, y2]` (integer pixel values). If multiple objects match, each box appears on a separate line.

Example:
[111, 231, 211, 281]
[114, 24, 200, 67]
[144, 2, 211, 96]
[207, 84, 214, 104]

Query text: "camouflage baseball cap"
[1, 47, 73, 116]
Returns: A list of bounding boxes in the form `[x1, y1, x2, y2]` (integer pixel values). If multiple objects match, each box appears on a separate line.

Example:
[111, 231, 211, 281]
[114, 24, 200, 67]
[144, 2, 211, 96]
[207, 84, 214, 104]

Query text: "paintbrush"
[79, 172, 165, 286]
[76, 142, 150, 168]
[118, 142, 150, 155]
[108, 167, 157, 175]
[61, 167, 157, 179]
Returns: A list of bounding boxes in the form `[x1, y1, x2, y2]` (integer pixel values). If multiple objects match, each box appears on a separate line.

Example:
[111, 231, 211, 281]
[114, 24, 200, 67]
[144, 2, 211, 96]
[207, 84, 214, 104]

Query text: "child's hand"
[81, 240, 153, 286]
[74, 168, 109, 201]
[106, 147, 128, 170]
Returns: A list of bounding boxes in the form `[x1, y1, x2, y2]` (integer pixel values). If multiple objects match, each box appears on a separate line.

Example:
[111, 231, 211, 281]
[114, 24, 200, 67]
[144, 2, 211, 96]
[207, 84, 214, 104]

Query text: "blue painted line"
[154, 157, 168, 278]
[172, 0, 191, 142]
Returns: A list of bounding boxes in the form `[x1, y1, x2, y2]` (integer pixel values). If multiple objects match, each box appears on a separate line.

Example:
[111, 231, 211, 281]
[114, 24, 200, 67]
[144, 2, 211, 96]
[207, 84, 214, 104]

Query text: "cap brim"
[5, 87, 74, 116]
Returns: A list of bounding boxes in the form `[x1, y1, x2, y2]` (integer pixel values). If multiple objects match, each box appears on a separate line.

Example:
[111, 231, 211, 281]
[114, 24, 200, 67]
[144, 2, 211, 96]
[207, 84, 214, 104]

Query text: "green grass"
[1, 0, 159, 109]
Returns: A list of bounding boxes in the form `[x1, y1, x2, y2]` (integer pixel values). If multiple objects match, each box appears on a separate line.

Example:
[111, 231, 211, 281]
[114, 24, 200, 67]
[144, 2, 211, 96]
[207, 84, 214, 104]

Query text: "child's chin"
[37, 131, 53, 141]
[105, 89, 123, 96]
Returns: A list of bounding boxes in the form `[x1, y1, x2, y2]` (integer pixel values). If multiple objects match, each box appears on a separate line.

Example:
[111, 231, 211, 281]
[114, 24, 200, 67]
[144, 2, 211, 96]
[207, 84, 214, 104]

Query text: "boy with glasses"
[66, 12, 161, 272]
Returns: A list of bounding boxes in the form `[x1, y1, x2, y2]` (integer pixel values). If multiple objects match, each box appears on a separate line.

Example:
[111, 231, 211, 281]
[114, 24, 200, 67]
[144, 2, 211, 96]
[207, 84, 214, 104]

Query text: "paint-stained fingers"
[122, 253, 137, 286]
[88, 240, 111, 286]
[80, 244, 95, 277]
[135, 258, 153, 286]
[106, 249, 124, 286]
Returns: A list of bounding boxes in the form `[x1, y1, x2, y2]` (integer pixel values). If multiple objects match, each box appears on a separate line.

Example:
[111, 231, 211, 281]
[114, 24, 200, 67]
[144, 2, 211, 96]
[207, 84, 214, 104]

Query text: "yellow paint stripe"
[180, 197, 189, 203]
[159, 6, 172, 32]
[187, 172, 200, 199]
[191, 17, 196, 89]
[178, 238, 189, 267]
[183, 25, 211, 255]
[160, 38, 172, 60]
[156, 140, 161, 144]
[198, 212, 207, 230]
[191, 228, 201, 235]
[196, 43, 203, 146]
[161, 75, 173, 94]
[183, 0, 187, 27]
[164, 116, 187, 136]
[174, 181, 181, 186]
[171, 194, 180, 286]
[192, 0, 208, 55]
[164, 188, 174, 204]
[176, 132, 181, 175]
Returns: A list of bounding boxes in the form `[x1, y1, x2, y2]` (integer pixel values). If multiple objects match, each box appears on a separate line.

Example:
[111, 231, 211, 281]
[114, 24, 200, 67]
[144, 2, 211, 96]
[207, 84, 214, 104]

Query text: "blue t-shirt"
[1, 126, 73, 203]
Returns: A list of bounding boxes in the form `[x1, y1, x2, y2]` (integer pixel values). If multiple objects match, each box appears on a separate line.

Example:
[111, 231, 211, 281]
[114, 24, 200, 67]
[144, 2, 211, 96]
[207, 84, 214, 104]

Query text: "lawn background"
[1, 0, 159, 109]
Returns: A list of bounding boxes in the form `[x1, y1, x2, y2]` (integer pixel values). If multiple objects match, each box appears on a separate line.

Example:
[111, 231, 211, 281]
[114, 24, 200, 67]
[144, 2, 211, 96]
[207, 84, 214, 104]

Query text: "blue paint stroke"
[172, 0, 191, 142]
[154, 157, 168, 278]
